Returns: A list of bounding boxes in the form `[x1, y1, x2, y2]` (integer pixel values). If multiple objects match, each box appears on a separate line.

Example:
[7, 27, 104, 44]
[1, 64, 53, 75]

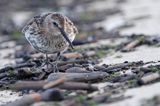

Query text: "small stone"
[62, 52, 83, 58]
[65, 67, 89, 73]
[41, 89, 64, 101]
[138, 73, 160, 85]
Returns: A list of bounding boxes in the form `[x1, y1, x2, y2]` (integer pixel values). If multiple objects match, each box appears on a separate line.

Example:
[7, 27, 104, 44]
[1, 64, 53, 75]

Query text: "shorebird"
[22, 12, 78, 72]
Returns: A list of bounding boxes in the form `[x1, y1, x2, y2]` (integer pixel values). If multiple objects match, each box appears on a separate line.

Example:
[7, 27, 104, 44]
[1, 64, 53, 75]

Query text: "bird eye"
[53, 22, 58, 27]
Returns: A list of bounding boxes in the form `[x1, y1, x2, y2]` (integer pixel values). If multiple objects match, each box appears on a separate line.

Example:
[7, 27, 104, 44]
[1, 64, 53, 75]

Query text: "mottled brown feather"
[22, 12, 78, 54]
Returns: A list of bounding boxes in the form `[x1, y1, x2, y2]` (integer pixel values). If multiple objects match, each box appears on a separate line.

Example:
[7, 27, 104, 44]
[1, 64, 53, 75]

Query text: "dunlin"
[22, 12, 78, 72]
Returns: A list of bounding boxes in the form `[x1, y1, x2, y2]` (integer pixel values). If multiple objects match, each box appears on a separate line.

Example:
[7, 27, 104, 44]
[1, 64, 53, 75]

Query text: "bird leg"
[52, 52, 61, 72]
[41, 54, 54, 73]
[41, 52, 61, 73]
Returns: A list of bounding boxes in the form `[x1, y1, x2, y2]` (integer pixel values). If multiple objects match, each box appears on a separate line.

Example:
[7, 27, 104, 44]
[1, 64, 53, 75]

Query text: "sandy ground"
[102, 46, 160, 64]
[100, 82, 160, 106]
[102, 0, 160, 105]
[103, 0, 160, 35]
[0, 90, 21, 105]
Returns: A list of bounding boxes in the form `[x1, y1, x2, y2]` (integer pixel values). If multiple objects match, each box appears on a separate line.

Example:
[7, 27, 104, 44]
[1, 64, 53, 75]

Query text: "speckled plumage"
[22, 12, 78, 54]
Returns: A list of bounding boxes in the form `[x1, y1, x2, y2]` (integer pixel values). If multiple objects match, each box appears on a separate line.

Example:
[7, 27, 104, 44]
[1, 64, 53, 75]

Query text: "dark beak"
[53, 22, 74, 49]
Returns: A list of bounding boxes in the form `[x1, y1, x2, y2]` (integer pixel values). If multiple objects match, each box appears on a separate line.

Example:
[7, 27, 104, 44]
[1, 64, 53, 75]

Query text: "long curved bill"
[53, 22, 74, 49]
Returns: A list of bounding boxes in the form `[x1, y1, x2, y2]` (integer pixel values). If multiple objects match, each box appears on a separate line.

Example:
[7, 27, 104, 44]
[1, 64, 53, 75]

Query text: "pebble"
[138, 73, 160, 85]
[65, 67, 89, 73]
[41, 89, 64, 101]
